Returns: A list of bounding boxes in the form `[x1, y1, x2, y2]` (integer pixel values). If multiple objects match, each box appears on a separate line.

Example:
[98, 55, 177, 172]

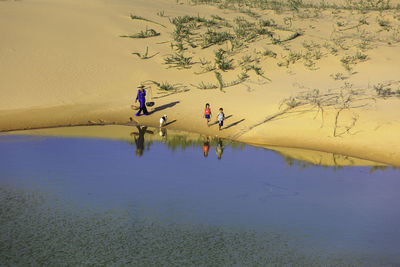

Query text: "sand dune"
[1, 0, 400, 165]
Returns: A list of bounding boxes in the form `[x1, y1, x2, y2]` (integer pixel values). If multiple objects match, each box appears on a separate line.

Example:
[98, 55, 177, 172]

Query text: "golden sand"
[1, 0, 399, 166]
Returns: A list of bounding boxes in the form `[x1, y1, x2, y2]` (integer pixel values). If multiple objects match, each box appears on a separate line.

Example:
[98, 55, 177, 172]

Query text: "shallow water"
[0, 126, 399, 266]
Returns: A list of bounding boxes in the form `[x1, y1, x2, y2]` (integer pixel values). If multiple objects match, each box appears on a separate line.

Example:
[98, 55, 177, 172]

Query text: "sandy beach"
[1, 0, 400, 166]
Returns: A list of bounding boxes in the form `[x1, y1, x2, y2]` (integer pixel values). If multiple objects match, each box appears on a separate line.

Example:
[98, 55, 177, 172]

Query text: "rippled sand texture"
[0, 187, 380, 266]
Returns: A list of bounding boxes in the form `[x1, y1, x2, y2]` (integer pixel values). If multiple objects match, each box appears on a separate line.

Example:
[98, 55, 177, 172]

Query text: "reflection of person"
[217, 107, 225, 131]
[203, 136, 210, 157]
[159, 127, 167, 143]
[159, 127, 167, 137]
[130, 126, 148, 157]
[204, 103, 211, 127]
[135, 85, 149, 116]
[215, 137, 224, 160]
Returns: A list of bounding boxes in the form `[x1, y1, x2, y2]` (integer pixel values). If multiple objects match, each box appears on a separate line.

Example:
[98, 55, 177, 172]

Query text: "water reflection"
[124, 125, 399, 172]
[129, 126, 154, 157]
[128, 126, 233, 160]
[215, 137, 224, 160]
[3, 125, 399, 171]
[203, 136, 210, 158]
[158, 127, 167, 139]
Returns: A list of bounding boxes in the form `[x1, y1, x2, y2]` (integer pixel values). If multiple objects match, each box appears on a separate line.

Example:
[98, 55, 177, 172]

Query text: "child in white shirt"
[217, 108, 225, 131]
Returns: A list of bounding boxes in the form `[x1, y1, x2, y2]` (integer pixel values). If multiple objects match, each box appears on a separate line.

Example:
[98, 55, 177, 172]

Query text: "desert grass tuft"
[164, 52, 193, 69]
[374, 83, 400, 97]
[262, 49, 277, 58]
[132, 46, 159, 59]
[201, 29, 233, 48]
[377, 17, 391, 31]
[214, 71, 225, 92]
[130, 14, 166, 28]
[330, 72, 346, 80]
[340, 50, 368, 71]
[192, 81, 219, 89]
[214, 49, 234, 71]
[120, 28, 160, 39]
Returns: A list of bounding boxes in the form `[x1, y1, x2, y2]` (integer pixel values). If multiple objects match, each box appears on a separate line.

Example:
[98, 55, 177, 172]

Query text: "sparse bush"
[249, 65, 270, 80]
[214, 71, 224, 91]
[357, 39, 370, 50]
[377, 17, 391, 30]
[354, 50, 367, 61]
[341, 56, 353, 71]
[340, 51, 368, 71]
[193, 81, 218, 89]
[391, 26, 400, 42]
[164, 52, 193, 69]
[286, 97, 301, 108]
[132, 46, 159, 59]
[336, 21, 345, 27]
[259, 19, 276, 27]
[144, 80, 189, 98]
[214, 49, 234, 71]
[199, 58, 211, 65]
[157, 10, 165, 17]
[171, 41, 186, 52]
[313, 49, 322, 60]
[288, 51, 302, 64]
[330, 72, 346, 80]
[262, 49, 277, 58]
[374, 83, 394, 97]
[239, 54, 259, 66]
[359, 17, 368, 25]
[130, 14, 166, 28]
[233, 17, 272, 42]
[201, 29, 233, 48]
[146, 80, 178, 91]
[239, 7, 259, 18]
[120, 28, 160, 39]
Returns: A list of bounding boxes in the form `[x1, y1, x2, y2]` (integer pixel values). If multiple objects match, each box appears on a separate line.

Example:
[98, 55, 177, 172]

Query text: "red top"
[205, 107, 211, 115]
[203, 145, 209, 153]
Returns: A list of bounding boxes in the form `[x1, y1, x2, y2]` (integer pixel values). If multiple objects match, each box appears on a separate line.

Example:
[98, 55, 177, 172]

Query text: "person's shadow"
[150, 101, 180, 114]
[223, 118, 245, 130]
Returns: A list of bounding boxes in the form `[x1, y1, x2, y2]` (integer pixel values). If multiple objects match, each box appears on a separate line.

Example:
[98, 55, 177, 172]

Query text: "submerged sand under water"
[0, 187, 383, 266]
[1, 0, 400, 166]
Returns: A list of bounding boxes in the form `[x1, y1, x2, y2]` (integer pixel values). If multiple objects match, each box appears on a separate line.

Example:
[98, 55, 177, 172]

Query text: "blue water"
[1, 130, 400, 264]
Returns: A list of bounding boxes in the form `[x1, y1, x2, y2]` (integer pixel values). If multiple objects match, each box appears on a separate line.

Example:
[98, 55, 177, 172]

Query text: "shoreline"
[1, 122, 395, 167]
[1, 88, 399, 166]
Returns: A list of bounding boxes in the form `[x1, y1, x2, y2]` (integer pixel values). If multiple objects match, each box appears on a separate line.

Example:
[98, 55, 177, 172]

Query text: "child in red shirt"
[204, 103, 211, 127]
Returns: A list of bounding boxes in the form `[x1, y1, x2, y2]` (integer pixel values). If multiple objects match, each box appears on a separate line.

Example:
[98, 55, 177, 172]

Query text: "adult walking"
[135, 85, 149, 116]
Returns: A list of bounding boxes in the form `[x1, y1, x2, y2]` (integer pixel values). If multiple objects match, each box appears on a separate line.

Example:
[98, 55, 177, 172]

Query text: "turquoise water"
[0, 128, 399, 266]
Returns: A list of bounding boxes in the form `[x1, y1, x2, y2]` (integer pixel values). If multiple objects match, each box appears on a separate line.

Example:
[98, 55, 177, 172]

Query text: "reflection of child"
[204, 103, 211, 127]
[203, 137, 210, 157]
[217, 108, 225, 131]
[215, 138, 224, 160]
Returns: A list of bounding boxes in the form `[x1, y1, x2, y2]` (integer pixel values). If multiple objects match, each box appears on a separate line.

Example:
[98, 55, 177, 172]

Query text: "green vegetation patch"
[130, 14, 166, 28]
[120, 28, 160, 39]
